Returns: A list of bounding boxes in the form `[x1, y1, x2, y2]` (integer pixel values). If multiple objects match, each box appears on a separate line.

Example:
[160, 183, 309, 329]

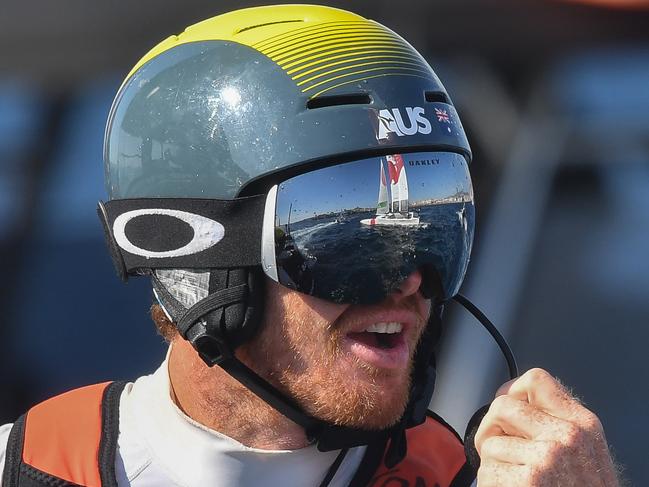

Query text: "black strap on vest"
[2, 414, 25, 487]
[98, 381, 127, 487]
[15, 465, 81, 487]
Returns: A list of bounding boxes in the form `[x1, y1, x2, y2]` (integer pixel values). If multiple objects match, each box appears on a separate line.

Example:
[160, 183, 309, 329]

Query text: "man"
[0, 5, 620, 486]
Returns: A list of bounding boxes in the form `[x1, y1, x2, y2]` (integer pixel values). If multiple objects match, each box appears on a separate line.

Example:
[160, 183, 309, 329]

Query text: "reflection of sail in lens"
[361, 154, 420, 226]
[377, 160, 389, 215]
[388, 154, 407, 213]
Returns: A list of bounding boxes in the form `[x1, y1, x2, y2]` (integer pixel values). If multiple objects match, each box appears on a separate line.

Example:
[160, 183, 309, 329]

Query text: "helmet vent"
[236, 20, 303, 34]
[425, 91, 450, 104]
[307, 93, 372, 110]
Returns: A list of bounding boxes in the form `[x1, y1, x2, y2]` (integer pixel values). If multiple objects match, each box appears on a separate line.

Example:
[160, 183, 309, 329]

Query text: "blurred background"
[1, 0, 647, 483]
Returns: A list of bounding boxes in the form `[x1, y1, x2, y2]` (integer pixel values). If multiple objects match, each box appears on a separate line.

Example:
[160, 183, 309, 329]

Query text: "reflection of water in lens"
[279, 203, 475, 303]
[290, 221, 337, 241]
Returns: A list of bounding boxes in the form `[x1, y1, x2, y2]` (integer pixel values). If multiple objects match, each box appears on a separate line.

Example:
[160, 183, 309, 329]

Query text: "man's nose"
[390, 270, 423, 301]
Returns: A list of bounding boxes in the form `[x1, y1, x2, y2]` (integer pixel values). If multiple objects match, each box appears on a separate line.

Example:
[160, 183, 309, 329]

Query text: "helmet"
[99, 4, 473, 460]
[104, 5, 470, 199]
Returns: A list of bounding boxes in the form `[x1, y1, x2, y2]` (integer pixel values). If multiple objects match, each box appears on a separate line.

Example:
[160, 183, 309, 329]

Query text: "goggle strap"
[98, 196, 266, 277]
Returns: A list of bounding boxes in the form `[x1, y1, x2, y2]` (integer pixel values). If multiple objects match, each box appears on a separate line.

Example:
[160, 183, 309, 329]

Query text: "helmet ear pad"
[203, 267, 265, 349]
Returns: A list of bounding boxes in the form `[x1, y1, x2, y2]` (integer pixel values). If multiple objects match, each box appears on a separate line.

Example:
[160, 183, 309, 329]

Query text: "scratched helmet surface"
[104, 4, 471, 200]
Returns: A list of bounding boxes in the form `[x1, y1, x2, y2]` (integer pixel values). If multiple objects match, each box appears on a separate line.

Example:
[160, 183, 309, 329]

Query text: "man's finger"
[476, 461, 530, 487]
[474, 394, 574, 454]
[494, 377, 516, 398]
[480, 435, 557, 466]
[499, 368, 578, 421]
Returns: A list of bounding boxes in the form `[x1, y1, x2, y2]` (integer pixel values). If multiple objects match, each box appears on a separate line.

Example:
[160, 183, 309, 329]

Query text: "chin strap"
[153, 273, 441, 456]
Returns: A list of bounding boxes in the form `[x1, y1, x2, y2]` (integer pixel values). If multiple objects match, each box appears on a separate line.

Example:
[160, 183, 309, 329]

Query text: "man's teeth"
[363, 322, 403, 334]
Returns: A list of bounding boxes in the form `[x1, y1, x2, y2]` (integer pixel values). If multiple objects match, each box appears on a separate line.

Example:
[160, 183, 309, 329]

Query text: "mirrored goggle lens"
[263, 152, 474, 304]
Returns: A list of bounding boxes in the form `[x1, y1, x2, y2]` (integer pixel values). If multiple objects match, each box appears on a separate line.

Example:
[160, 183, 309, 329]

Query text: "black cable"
[452, 293, 520, 479]
[452, 294, 519, 380]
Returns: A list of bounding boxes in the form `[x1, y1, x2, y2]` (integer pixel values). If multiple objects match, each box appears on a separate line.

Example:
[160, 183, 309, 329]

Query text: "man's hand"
[474, 368, 620, 486]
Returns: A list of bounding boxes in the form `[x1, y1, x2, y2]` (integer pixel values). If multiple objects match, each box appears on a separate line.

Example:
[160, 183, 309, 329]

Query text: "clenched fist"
[474, 368, 620, 486]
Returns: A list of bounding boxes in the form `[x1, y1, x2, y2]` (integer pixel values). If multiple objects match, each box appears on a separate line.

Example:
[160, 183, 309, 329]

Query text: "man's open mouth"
[344, 322, 409, 369]
[347, 322, 403, 349]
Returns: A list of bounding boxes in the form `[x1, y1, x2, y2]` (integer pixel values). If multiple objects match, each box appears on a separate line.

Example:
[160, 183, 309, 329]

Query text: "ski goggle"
[261, 151, 474, 304]
[99, 151, 473, 306]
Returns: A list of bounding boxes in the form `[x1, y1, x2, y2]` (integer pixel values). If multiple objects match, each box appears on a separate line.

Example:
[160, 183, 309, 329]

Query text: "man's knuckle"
[581, 409, 604, 433]
[525, 367, 552, 383]
[540, 440, 561, 464]
[488, 394, 510, 416]
[490, 395, 525, 425]
[527, 464, 545, 486]
[563, 423, 586, 448]
[476, 470, 492, 487]
[480, 436, 499, 458]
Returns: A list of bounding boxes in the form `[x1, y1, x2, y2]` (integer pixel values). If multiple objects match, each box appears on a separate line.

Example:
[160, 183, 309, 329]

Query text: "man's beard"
[240, 288, 427, 431]
[280, 337, 414, 430]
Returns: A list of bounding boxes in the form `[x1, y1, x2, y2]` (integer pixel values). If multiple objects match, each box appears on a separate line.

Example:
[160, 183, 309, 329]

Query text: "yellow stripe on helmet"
[125, 5, 364, 81]
[123, 5, 434, 99]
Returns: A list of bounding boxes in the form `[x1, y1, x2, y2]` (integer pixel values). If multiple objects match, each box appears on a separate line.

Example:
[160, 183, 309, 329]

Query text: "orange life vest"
[1, 382, 475, 487]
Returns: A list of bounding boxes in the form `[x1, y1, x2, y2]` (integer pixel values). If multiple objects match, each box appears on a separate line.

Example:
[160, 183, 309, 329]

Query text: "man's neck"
[168, 338, 310, 450]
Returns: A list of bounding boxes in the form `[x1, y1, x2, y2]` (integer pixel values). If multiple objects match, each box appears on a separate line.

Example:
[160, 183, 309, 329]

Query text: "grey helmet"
[104, 5, 470, 201]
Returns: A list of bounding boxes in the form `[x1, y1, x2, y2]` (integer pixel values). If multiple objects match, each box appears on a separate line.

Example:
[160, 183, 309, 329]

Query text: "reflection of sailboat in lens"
[361, 154, 420, 226]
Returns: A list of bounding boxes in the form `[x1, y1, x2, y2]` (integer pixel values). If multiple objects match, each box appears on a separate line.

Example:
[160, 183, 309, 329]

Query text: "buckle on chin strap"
[188, 326, 235, 366]
[175, 284, 250, 365]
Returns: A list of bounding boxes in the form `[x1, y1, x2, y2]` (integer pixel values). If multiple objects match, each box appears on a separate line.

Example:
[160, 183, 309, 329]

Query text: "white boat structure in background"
[457, 202, 468, 233]
[361, 154, 420, 226]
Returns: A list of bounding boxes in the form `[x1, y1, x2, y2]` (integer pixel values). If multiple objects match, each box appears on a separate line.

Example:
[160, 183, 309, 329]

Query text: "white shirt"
[0, 357, 366, 486]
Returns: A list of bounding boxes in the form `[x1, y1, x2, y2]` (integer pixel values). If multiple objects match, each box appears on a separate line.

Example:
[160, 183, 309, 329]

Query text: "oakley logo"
[377, 107, 432, 140]
[113, 209, 224, 258]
